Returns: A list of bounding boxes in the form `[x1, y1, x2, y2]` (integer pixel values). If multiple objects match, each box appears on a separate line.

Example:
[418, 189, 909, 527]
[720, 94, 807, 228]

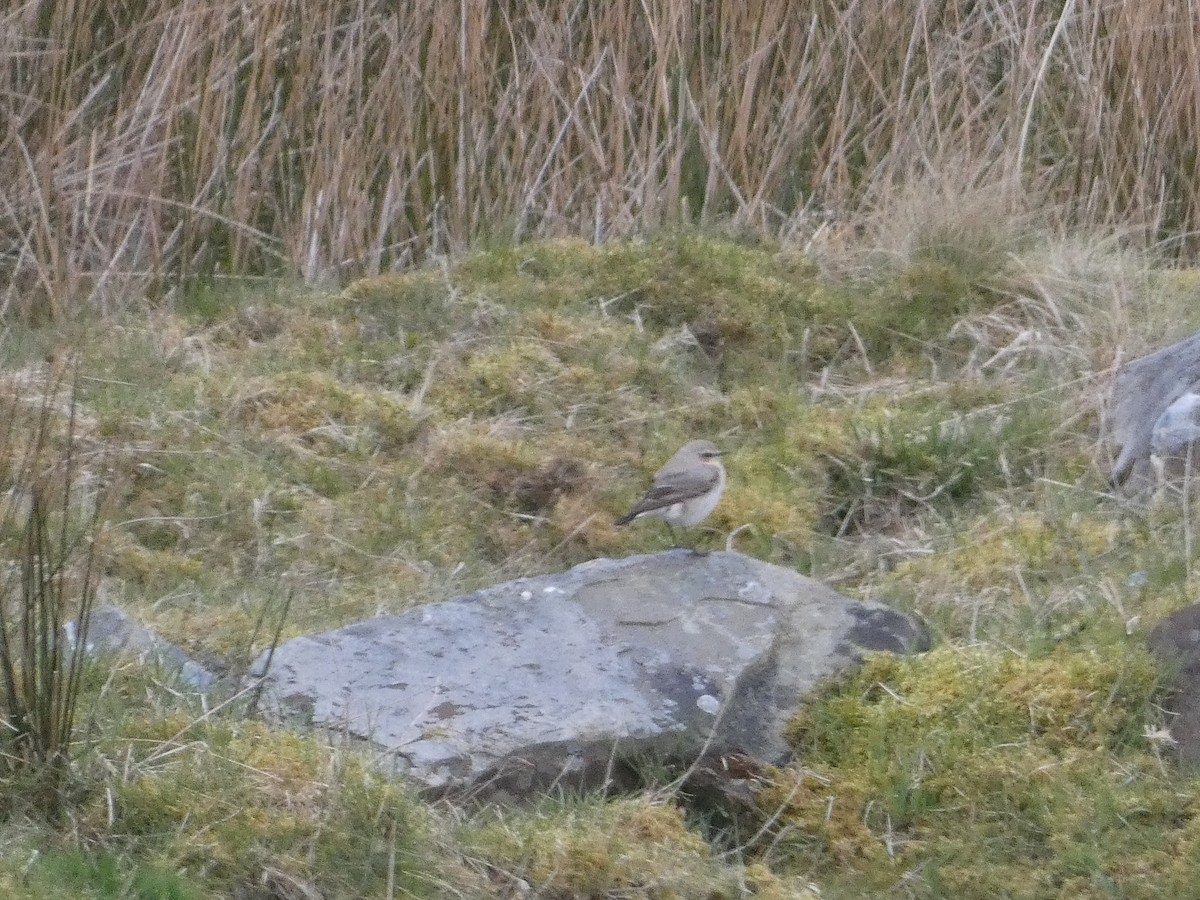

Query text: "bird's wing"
[627, 465, 719, 514]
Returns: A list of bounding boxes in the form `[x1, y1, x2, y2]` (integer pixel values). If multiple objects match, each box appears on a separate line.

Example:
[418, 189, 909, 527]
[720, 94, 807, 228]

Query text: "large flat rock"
[250, 550, 927, 795]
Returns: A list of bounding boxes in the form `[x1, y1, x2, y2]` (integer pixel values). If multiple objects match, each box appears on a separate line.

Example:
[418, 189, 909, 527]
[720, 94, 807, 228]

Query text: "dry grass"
[3, 0, 1200, 317]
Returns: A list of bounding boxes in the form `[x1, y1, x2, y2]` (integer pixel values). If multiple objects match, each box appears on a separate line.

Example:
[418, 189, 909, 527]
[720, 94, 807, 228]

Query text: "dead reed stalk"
[1, 0, 1198, 316]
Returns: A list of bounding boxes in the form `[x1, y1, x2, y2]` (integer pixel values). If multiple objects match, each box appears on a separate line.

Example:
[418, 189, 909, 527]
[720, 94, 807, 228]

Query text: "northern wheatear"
[615, 440, 727, 545]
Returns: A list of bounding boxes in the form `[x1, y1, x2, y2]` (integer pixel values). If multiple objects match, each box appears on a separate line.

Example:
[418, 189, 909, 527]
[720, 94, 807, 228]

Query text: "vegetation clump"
[463, 796, 820, 899]
[773, 647, 1191, 898]
[0, 227, 1198, 896]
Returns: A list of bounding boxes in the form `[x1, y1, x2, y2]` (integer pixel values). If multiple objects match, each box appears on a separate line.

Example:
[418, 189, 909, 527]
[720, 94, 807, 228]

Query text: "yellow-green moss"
[230, 370, 420, 453]
[894, 513, 1120, 593]
[104, 541, 207, 589]
[465, 796, 820, 899]
[772, 645, 1196, 897]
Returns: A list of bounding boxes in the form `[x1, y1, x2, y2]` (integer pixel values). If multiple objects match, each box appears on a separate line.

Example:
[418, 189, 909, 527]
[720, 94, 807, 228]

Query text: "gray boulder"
[1148, 601, 1200, 770]
[1150, 391, 1200, 459]
[249, 550, 927, 796]
[1109, 330, 1200, 487]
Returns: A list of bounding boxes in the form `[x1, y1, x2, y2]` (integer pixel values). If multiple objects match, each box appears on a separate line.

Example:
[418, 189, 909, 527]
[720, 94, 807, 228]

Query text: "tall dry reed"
[1, 0, 1198, 316]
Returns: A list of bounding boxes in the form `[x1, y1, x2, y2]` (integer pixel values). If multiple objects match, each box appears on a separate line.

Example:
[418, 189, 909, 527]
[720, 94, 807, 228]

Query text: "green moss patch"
[463, 796, 820, 899]
[770, 646, 1194, 898]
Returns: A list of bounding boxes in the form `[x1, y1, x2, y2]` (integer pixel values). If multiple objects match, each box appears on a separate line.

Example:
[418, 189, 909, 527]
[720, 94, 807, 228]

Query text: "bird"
[615, 439, 727, 548]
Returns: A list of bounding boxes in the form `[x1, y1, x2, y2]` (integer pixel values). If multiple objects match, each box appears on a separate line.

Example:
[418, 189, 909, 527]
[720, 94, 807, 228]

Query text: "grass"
[0, 225, 1198, 897]
[0, 363, 107, 821]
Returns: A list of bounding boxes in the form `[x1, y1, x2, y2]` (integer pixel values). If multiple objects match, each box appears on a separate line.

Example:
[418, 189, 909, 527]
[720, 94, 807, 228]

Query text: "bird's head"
[682, 439, 726, 461]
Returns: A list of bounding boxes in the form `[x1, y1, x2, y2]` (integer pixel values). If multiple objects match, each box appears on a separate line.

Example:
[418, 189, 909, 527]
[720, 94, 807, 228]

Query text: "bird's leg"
[664, 522, 679, 548]
[677, 525, 708, 556]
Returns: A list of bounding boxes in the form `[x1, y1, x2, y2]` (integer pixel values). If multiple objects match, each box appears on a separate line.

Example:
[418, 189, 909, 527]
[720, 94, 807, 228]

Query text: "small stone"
[74, 604, 217, 690]
[1127, 571, 1149, 589]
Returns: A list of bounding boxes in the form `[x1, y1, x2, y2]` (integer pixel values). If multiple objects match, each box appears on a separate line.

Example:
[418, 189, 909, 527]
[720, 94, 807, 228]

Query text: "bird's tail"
[614, 510, 637, 526]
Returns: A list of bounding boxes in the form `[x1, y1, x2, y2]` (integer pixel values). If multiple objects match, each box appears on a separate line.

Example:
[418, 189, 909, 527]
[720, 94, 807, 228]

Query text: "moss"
[15, 849, 205, 900]
[893, 512, 1121, 597]
[773, 646, 1195, 897]
[431, 337, 573, 419]
[464, 796, 820, 899]
[103, 540, 207, 589]
[801, 380, 1065, 537]
[808, 254, 1018, 367]
[425, 311, 697, 428]
[230, 371, 421, 454]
